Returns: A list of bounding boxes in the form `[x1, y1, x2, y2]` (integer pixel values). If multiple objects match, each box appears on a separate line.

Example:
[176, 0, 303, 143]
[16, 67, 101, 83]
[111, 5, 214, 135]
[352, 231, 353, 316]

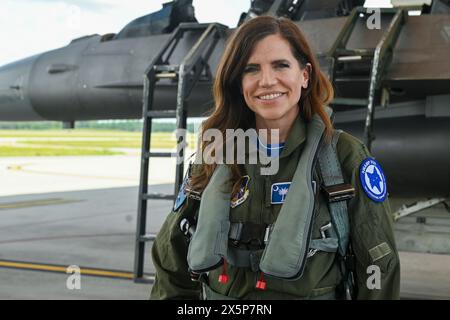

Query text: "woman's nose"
[259, 68, 277, 87]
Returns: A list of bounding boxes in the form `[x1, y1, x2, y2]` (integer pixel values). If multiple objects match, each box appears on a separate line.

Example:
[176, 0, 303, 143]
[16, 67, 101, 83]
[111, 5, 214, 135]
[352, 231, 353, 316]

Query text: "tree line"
[0, 120, 200, 133]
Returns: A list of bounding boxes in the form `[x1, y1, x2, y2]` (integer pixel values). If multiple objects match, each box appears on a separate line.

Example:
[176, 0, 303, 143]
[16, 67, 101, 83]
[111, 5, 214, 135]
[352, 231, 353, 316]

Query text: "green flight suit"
[150, 114, 401, 300]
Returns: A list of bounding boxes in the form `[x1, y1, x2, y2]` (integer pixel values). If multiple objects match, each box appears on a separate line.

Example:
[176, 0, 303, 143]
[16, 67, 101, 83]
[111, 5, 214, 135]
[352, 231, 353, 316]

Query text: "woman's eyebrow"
[271, 59, 290, 65]
[246, 59, 291, 66]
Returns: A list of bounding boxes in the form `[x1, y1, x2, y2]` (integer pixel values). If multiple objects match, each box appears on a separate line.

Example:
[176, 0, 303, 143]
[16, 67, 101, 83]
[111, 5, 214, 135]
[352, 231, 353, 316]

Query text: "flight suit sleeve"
[150, 194, 202, 300]
[337, 132, 401, 300]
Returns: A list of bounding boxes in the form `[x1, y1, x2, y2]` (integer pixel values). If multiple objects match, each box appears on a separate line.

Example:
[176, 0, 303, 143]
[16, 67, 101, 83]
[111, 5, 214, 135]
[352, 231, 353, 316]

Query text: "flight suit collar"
[279, 114, 306, 159]
[242, 113, 306, 160]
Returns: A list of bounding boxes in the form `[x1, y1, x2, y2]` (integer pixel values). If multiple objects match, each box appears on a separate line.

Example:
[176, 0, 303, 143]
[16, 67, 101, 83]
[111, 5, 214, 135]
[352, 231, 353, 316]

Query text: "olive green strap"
[309, 238, 339, 253]
[317, 129, 350, 256]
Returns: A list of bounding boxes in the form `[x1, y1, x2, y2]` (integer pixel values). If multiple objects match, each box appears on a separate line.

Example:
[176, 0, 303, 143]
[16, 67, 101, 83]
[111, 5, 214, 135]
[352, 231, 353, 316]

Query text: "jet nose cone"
[0, 54, 44, 121]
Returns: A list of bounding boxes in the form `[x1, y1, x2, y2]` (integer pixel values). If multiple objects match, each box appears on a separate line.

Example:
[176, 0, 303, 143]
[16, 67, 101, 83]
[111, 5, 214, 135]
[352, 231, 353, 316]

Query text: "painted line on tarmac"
[0, 198, 82, 210]
[20, 168, 139, 181]
[0, 259, 154, 282]
[10, 162, 139, 181]
[5, 162, 138, 181]
[0, 232, 134, 244]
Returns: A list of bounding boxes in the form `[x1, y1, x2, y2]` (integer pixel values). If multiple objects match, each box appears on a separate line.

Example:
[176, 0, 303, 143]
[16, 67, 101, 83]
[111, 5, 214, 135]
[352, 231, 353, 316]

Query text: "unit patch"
[359, 158, 387, 202]
[271, 182, 292, 204]
[173, 174, 189, 211]
[231, 175, 250, 208]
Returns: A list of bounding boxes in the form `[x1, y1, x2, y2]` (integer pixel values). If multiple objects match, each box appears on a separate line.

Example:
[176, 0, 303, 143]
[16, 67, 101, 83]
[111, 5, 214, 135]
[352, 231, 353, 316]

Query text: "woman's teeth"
[258, 93, 283, 100]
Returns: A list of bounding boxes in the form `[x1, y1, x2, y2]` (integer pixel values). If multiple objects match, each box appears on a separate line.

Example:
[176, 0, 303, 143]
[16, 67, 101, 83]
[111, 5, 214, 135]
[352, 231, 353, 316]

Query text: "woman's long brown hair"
[190, 16, 334, 196]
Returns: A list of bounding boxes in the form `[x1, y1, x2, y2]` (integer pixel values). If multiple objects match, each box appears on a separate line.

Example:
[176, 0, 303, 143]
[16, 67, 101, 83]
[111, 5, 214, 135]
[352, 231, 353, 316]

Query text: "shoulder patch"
[231, 175, 250, 208]
[359, 158, 387, 202]
[173, 175, 189, 211]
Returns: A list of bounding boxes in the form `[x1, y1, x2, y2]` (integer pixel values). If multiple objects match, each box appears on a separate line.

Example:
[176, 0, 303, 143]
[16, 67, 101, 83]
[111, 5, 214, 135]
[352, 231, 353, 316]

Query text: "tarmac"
[0, 154, 449, 299]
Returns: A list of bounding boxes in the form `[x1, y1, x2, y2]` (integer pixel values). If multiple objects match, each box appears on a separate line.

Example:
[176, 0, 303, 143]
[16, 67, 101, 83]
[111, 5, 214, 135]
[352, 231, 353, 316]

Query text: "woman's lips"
[256, 92, 286, 103]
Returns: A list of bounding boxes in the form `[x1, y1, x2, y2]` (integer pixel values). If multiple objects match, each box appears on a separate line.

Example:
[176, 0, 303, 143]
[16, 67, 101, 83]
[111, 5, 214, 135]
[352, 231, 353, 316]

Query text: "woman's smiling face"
[241, 33, 310, 126]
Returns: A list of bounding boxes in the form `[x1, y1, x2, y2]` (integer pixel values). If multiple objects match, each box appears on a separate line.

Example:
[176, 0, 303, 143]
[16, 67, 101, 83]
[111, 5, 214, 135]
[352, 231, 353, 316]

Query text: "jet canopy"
[114, 0, 197, 39]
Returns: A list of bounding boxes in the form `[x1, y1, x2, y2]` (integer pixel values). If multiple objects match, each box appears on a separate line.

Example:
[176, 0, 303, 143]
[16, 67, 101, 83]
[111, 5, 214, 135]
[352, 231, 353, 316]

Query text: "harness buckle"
[308, 222, 333, 259]
[320, 222, 333, 239]
[263, 225, 273, 245]
[185, 187, 202, 200]
[180, 218, 196, 239]
[189, 269, 201, 281]
[322, 183, 355, 203]
[307, 249, 318, 258]
[229, 223, 272, 248]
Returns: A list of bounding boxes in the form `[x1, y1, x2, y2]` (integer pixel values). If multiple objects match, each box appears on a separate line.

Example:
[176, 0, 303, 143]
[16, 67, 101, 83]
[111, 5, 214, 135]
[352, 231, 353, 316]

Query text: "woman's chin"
[255, 111, 286, 122]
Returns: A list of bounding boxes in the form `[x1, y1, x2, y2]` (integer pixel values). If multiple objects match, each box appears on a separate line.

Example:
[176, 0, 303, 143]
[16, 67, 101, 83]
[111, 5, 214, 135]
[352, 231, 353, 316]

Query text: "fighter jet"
[0, 0, 449, 197]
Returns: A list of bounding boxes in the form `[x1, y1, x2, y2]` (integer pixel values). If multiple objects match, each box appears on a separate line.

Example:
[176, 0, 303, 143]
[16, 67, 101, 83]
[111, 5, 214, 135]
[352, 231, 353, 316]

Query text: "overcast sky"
[0, 0, 392, 66]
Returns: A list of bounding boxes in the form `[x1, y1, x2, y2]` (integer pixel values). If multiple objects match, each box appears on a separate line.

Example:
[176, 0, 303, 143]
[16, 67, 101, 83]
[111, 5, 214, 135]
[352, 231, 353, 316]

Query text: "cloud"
[0, 0, 159, 65]
[194, 0, 250, 27]
[13, 0, 117, 13]
[0, 0, 251, 66]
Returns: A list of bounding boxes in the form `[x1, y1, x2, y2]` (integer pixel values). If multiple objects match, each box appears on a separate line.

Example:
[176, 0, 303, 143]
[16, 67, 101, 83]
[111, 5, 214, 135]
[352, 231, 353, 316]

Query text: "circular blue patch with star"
[359, 158, 387, 202]
[173, 175, 189, 211]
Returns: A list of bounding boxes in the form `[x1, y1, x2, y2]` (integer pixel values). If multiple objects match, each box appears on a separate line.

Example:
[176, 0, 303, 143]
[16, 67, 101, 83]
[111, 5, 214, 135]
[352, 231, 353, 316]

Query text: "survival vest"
[185, 107, 355, 284]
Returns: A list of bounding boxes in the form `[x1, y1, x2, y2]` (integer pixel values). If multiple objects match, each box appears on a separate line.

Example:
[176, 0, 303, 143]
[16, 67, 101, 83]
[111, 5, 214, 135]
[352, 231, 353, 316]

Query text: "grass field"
[0, 146, 121, 157]
[0, 130, 198, 157]
[0, 130, 140, 138]
[20, 139, 143, 149]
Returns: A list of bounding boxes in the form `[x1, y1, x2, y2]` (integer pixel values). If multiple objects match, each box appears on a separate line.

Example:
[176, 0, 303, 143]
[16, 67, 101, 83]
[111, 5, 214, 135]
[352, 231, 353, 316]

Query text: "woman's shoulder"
[335, 130, 372, 174]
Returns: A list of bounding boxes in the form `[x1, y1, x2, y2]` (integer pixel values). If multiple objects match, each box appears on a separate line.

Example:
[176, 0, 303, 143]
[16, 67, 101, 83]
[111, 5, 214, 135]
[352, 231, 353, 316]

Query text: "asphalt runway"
[0, 155, 449, 299]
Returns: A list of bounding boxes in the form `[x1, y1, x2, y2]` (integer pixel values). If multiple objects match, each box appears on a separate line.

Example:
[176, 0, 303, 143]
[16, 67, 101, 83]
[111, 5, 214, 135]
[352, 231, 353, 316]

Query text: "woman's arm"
[150, 188, 202, 300]
[337, 132, 401, 300]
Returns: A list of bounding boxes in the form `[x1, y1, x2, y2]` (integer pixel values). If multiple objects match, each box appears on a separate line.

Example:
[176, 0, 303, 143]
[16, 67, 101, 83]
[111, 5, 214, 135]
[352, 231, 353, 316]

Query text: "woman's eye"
[243, 66, 258, 73]
[276, 63, 290, 69]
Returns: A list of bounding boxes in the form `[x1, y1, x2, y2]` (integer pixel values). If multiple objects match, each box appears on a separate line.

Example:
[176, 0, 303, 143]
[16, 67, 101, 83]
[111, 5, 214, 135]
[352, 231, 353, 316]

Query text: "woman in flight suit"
[150, 16, 400, 300]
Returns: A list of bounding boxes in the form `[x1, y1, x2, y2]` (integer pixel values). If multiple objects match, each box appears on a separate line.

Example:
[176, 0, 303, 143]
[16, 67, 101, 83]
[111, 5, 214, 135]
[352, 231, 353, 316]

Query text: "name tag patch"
[271, 182, 291, 204]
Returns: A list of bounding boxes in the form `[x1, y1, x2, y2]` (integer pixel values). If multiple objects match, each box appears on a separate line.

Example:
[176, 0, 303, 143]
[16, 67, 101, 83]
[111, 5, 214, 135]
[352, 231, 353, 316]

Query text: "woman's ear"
[302, 63, 312, 89]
